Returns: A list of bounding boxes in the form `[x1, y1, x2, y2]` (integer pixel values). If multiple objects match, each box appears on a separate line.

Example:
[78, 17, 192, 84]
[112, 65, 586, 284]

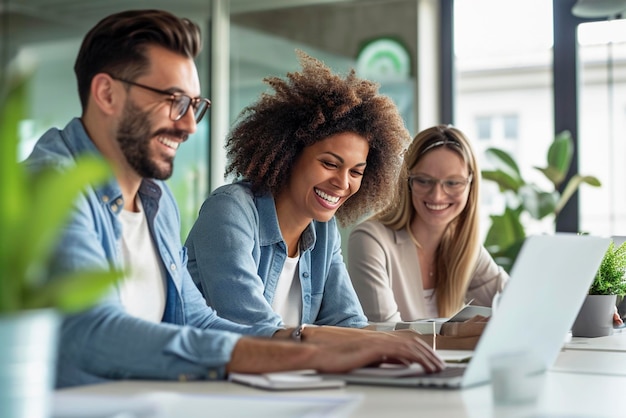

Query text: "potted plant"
[482, 131, 602, 272]
[571, 240, 626, 338]
[0, 54, 121, 418]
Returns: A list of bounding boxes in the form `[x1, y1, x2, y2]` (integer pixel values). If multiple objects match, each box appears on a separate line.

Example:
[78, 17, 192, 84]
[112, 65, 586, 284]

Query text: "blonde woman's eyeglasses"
[409, 174, 473, 197]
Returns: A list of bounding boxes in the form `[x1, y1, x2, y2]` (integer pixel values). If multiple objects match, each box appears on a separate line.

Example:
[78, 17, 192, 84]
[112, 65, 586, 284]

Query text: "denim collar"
[255, 190, 316, 252]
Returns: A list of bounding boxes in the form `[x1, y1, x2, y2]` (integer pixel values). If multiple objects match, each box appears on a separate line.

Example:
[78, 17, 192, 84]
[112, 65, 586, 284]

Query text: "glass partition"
[578, 18, 626, 236]
[454, 0, 555, 238]
[229, 1, 419, 132]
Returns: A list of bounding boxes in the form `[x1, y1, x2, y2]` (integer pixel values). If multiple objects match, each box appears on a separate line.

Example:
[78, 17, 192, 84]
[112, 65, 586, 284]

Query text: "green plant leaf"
[1, 56, 120, 314]
[518, 184, 558, 220]
[0, 60, 31, 312]
[545, 130, 574, 185]
[0, 71, 27, 221]
[15, 158, 113, 288]
[483, 207, 526, 273]
[555, 174, 602, 215]
[481, 169, 524, 193]
[534, 165, 563, 187]
[484, 148, 523, 183]
[23, 269, 123, 312]
[484, 207, 526, 255]
[497, 239, 526, 274]
[591, 241, 626, 296]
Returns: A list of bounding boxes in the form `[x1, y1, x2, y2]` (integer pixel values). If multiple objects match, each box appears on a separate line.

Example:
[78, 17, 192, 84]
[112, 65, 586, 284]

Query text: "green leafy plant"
[0, 54, 121, 314]
[590, 241, 626, 296]
[482, 131, 602, 273]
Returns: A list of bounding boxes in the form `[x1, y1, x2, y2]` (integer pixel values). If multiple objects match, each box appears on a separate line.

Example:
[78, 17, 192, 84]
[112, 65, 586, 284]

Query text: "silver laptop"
[330, 233, 610, 389]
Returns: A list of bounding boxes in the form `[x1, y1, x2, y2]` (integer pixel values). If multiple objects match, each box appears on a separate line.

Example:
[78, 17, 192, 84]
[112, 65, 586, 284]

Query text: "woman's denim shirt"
[24, 119, 278, 388]
[185, 182, 369, 329]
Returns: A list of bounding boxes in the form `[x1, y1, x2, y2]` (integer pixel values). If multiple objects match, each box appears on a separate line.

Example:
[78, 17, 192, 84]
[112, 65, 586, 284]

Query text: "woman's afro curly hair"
[225, 49, 411, 226]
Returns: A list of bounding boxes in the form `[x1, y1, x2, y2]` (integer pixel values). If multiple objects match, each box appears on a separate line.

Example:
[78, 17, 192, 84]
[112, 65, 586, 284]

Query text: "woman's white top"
[271, 252, 302, 327]
[422, 288, 439, 319]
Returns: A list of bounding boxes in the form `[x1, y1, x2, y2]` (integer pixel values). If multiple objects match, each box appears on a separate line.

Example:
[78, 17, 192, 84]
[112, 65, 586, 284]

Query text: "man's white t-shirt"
[118, 197, 166, 323]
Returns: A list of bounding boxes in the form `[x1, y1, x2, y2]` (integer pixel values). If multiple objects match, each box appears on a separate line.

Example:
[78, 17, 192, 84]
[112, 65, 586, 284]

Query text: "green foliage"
[590, 241, 626, 296]
[0, 55, 122, 313]
[482, 131, 602, 273]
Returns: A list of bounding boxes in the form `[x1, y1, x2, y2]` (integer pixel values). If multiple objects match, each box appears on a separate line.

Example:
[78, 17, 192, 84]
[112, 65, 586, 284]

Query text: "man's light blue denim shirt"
[24, 119, 280, 388]
[185, 182, 369, 329]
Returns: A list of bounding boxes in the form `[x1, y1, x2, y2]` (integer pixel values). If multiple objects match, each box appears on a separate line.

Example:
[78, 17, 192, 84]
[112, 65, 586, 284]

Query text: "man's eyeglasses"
[408, 174, 473, 197]
[110, 76, 211, 123]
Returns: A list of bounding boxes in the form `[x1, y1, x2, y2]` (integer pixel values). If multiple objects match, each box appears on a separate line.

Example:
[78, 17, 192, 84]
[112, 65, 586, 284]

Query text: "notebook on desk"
[394, 304, 492, 334]
[325, 234, 611, 389]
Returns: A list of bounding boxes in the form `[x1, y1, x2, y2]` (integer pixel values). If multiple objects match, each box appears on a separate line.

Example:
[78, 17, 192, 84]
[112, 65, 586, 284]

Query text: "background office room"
[2, 0, 626, 417]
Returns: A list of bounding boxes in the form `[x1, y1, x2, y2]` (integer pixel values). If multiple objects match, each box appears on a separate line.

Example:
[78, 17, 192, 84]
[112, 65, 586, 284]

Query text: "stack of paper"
[228, 369, 345, 390]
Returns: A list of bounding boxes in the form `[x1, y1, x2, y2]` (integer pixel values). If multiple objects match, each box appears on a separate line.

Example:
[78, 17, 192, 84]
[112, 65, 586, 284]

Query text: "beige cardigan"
[347, 219, 508, 323]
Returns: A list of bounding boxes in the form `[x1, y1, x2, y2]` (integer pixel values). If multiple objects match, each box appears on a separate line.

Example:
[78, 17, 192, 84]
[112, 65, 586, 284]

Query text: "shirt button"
[102, 195, 110, 203]
[116, 198, 123, 206]
[111, 204, 118, 212]
[170, 264, 177, 271]
[303, 272, 310, 278]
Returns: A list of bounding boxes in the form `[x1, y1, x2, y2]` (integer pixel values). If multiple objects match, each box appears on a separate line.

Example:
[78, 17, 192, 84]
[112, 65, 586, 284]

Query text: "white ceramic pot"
[0, 309, 60, 418]
[571, 294, 617, 338]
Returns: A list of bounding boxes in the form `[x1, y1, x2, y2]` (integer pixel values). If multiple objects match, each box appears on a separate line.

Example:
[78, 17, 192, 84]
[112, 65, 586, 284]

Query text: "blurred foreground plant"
[0, 53, 122, 313]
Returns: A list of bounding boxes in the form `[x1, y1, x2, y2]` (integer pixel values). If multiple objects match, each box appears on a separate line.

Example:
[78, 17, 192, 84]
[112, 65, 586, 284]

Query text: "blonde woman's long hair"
[375, 125, 481, 317]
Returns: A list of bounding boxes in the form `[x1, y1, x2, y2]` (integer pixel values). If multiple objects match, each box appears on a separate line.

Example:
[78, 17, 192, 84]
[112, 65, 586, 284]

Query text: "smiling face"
[409, 147, 471, 232]
[114, 45, 200, 180]
[276, 132, 369, 228]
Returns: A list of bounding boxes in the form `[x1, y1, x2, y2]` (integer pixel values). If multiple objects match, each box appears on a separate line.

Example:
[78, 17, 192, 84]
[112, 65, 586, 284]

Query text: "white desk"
[564, 328, 626, 352]
[54, 369, 626, 418]
[53, 332, 626, 418]
[553, 328, 626, 375]
[553, 349, 626, 376]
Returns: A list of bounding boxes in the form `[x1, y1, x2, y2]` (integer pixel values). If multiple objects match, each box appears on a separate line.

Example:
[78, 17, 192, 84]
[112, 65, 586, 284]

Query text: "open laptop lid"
[461, 233, 610, 387]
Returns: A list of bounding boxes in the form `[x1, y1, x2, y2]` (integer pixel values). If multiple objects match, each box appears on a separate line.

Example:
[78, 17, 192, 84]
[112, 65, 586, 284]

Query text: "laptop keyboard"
[427, 365, 466, 378]
[400, 365, 467, 388]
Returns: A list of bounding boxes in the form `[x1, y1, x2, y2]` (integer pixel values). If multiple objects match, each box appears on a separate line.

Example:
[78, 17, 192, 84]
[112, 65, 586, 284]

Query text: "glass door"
[578, 18, 626, 236]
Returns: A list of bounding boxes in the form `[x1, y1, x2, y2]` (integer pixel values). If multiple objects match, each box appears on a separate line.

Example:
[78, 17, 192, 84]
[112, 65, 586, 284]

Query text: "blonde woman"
[348, 125, 508, 323]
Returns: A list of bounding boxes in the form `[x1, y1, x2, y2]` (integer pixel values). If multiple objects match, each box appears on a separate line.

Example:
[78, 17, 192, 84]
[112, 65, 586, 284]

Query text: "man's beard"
[116, 101, 184, 180]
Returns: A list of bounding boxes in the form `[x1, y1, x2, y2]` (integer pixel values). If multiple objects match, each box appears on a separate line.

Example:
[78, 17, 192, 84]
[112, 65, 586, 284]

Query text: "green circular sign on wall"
[356, 37, 411, 81]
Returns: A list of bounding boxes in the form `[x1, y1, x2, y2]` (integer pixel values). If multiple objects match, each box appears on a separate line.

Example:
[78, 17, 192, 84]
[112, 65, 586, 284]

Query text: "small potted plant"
[571, 240, 626, 338]
[1, 54, 121, 418]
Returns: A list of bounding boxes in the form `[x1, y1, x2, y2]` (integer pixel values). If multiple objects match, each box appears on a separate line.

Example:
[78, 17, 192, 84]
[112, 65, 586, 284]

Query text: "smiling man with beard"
[23, 9, 444, 388]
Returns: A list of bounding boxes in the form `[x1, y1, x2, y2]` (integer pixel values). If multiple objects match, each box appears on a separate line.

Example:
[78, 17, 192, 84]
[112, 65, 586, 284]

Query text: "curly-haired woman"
[348, 125, 508, 324]
[185, 50, 411, 340]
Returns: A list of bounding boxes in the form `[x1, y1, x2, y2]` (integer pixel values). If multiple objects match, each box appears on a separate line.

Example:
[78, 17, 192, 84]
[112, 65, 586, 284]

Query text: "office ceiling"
[1, 0, 358, 46]
[0, 1, 357, 31]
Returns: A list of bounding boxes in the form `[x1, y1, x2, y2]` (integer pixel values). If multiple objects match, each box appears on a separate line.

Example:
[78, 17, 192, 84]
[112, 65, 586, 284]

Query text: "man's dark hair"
[74, 9, 202, 110]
